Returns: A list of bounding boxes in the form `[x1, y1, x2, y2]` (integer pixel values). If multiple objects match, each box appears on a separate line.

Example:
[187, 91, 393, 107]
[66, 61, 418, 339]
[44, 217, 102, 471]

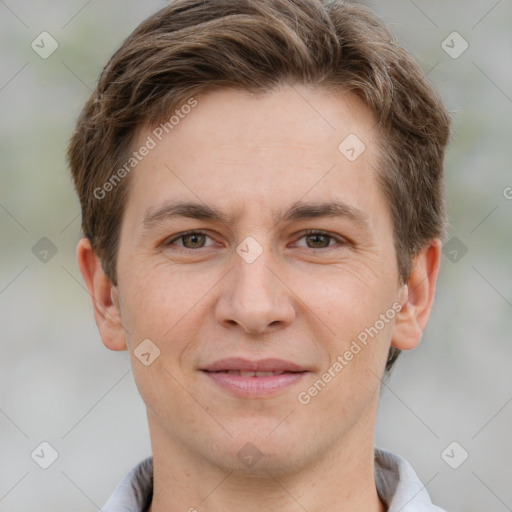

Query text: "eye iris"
[307, 234, 330, 248]
[183, 233, 205, 248]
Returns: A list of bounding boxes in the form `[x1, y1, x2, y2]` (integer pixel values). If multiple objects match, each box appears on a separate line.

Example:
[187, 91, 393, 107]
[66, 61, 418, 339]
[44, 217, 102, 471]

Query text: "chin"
[202, 424, 311, 477]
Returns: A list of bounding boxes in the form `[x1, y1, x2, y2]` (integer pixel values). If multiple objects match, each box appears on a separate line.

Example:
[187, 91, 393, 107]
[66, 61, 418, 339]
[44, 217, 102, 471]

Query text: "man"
[68, 0, 450, 510]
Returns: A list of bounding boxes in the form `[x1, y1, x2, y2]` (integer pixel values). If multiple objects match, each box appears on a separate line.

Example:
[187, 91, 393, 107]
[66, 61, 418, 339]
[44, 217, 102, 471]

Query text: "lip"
[200, 358, 309, 398]
[203, 371, 307, 398]
[202, 357, 307, 373]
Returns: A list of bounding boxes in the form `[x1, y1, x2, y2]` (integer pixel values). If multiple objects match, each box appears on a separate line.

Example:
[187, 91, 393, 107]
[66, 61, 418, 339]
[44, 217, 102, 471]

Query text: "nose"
[214, 246, 296, 335]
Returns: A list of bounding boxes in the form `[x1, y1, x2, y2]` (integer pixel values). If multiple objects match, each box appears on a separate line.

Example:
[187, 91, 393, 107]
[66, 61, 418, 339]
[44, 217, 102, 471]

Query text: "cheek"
[119, 262, 216, 340]
[295, 269, 399, 398]
[122, 270, 204, 418]
[293, 265, 396, 336]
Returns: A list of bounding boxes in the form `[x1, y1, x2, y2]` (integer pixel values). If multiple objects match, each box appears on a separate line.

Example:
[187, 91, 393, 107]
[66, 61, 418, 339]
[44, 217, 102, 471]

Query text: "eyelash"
[164, 230, 348, 252]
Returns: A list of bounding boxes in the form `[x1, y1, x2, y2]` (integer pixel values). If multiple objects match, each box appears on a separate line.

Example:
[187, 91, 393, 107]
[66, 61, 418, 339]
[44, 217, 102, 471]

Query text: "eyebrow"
[142, 200, 371, 231]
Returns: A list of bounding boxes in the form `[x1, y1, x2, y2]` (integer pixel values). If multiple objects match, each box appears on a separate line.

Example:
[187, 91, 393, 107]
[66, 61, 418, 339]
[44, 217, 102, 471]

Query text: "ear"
[76, 238, 127, 351]
[391, 239, 442, 351]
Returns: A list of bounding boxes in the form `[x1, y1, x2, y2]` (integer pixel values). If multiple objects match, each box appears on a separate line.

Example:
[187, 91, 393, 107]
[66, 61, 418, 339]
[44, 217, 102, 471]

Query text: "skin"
[78, 85, 441, 512]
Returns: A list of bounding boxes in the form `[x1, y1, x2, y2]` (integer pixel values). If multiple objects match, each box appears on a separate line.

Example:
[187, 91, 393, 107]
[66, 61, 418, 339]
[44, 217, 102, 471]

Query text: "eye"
[165, 231, 214, 249]
[294, 230, 345, 249]
[164, 230, 348, 252]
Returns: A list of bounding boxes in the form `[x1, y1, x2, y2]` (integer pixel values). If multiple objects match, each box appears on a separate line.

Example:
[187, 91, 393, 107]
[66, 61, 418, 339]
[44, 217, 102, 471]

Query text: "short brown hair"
[68, 0, 451, 372]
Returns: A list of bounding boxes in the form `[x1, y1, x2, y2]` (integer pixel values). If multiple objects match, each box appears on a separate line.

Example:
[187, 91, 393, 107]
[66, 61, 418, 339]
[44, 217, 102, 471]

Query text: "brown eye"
[165, 231, 214, 250]
[305, 233, 333, 249]
[294, 231, 342, 249]
[181, 233, 206, 248]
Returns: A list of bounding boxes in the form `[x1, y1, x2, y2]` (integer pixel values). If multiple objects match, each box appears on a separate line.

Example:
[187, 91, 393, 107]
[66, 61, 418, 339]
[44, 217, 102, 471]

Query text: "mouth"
[206, 370, 297, 377]
[200, 358, 309, 397]
[201, 357, 307, 373]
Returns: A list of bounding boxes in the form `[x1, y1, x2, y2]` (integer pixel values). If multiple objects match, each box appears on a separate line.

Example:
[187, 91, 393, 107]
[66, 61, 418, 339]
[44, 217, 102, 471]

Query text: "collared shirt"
[102, 448, 445, 512]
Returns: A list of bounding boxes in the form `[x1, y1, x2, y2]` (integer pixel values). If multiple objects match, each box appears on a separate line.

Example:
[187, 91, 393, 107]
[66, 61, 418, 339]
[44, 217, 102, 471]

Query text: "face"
[87, 85, 419, 476]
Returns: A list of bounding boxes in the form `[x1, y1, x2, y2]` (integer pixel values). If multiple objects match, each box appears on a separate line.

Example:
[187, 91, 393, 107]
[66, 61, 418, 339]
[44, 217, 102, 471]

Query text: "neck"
[147, 414, 386, 512]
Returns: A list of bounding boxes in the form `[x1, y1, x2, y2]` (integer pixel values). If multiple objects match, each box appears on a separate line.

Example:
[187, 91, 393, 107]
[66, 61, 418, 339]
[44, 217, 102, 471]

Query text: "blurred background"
[0, 1, 510, 511]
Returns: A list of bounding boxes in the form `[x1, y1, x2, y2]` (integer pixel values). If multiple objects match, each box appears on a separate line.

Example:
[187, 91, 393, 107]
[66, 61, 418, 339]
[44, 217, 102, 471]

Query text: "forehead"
[155, 85, 378, 155]
[124, 85, 385, 228]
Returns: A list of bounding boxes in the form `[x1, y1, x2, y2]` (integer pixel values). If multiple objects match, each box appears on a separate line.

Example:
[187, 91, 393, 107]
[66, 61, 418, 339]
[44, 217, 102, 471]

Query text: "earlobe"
[391, 239, 442, 351]
[76, 238, 127, 351]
